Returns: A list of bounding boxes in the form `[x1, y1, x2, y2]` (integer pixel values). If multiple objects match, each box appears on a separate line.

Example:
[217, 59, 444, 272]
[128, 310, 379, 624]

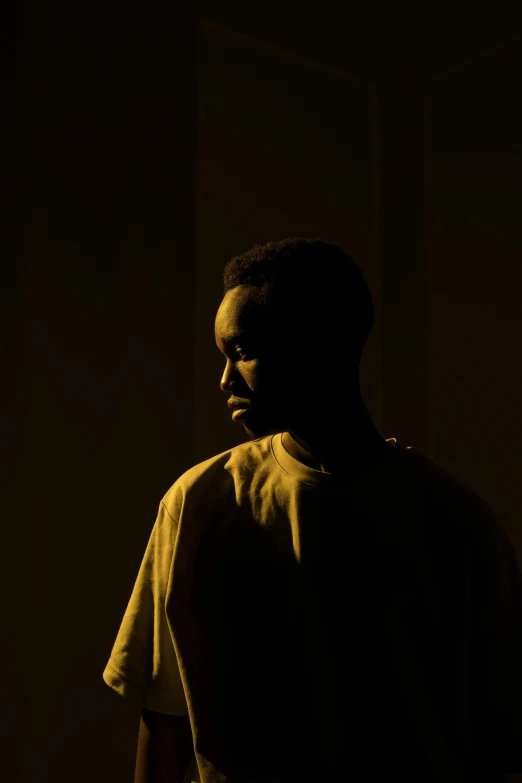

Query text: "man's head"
[214, 237, 375, 440]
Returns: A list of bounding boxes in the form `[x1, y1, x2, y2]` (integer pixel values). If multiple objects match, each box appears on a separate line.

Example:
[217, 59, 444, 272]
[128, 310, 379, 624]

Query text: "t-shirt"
[102, 433, 522, 783]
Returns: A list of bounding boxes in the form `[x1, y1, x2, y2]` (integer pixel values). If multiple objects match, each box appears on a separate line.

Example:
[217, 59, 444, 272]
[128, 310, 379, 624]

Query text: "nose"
[219, 359, 237, 393]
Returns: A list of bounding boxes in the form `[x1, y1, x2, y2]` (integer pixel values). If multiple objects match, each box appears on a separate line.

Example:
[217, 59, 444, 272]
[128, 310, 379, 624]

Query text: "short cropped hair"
[223, 237, 374, 365]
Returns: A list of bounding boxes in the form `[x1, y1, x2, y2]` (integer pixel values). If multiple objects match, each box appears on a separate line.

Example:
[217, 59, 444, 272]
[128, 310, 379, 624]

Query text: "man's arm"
[134, 707, 194, 783]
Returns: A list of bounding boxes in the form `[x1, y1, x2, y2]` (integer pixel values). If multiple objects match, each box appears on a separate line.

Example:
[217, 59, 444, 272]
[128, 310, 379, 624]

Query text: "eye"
[234, 347, 253, 361]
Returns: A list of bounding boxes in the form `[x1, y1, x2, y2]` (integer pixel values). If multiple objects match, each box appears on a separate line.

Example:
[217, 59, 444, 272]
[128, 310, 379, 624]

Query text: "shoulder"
[398, 445, 512, 556]
[161, 434, 274, 521]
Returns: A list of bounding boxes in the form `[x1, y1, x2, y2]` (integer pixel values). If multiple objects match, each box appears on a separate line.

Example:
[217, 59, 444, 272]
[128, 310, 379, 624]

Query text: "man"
[103, 238, 522, 783]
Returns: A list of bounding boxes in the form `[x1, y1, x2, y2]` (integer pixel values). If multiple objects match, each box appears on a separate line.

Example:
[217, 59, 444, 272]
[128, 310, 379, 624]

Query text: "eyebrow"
[215, 331, 245, 345]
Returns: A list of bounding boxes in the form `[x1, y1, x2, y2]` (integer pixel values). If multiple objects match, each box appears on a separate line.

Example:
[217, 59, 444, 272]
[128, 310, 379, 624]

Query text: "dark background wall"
[3, 2, 521, 781]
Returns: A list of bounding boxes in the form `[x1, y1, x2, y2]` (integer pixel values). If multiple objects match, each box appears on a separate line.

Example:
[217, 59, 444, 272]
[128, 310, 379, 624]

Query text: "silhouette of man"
[103, 238, 522, 783]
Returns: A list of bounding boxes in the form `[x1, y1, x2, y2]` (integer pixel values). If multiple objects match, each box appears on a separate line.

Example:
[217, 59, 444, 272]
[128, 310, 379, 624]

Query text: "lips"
[227, 398, 251, 411]
[231, 408, 251, 422]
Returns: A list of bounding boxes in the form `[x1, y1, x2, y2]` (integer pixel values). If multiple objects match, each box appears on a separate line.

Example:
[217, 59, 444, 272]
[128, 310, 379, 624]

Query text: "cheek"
[252, 359, 299, 398]
[243, 365, 258, 389]
[236, 361, 260, 393]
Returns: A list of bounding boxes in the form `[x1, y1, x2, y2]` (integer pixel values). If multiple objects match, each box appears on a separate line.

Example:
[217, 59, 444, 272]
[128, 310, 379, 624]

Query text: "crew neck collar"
[270, 431, 401, 493]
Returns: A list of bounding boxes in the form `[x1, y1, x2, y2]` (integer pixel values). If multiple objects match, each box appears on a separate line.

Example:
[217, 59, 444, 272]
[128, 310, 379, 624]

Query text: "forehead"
[214, 285, 267, 337]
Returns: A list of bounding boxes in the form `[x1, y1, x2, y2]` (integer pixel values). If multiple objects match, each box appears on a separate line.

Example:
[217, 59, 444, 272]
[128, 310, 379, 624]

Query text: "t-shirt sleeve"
[102, 500, 188, 715]
[474, 519, 522, 775]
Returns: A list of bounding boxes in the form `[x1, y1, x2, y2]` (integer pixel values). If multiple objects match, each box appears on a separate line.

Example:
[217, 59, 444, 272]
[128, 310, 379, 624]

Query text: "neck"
[284, 394, 386, 474]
